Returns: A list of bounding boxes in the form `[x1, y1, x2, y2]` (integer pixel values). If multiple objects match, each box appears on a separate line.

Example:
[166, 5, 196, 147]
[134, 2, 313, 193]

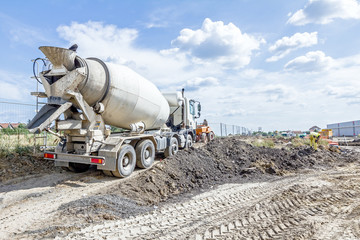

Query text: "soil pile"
[0, 154, 56, 183]
[106, 137, 359, 205]
[59, 195, 152, 222]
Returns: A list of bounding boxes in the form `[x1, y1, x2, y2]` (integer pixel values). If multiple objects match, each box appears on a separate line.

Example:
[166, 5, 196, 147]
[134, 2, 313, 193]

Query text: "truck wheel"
[112, 144, 136, 178]
[164, 137, 179, 157]
[136, 139, 155, 169]
[186, 134, 193, 148]
[207, 131, 215, 141]
[201, 133, 208, 143]
[67, 163, 90, 173]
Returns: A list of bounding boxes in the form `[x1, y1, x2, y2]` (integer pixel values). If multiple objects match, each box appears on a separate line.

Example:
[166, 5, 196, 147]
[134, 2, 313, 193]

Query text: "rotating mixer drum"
[37, 46, 170, 130]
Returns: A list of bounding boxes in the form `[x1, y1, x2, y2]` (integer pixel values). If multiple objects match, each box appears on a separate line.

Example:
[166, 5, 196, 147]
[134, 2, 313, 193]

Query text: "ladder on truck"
[31, 58, 49, 153]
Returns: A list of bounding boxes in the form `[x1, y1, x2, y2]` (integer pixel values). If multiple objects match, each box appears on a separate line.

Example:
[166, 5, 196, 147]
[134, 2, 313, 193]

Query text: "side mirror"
[196, 103, 201, 119]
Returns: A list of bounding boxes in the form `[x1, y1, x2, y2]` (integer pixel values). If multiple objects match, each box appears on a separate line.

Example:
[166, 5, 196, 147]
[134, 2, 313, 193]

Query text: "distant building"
[327, 120, 360, 137]
[309, 126, 321, 132]
[292, 131, 304, 137]
[0, 123, 13, 129]
[0, 123, 23, 130]
[279, 130, 307, 138]
[280, 130, 295, 137]
[11, 123, 21, 128]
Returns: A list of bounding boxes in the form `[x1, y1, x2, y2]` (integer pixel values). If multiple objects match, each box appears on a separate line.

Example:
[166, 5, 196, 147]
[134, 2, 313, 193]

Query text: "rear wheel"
[136, 139, 155, 169]
[201, 133, 208, 143]
[164, 137, 179, 157]
[186, 134, 193, 148]
[112, 144, 136, 178]
[207, 131, 215, 142]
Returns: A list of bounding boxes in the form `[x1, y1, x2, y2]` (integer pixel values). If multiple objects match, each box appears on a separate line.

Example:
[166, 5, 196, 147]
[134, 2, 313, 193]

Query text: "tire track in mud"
[62, 177, 302, 240]
[194, 173, 360, 240]
[61, 168, 360, 240]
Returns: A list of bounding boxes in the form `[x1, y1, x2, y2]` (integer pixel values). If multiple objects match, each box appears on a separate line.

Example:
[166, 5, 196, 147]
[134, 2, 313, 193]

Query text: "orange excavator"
[196, 119, 215, 143]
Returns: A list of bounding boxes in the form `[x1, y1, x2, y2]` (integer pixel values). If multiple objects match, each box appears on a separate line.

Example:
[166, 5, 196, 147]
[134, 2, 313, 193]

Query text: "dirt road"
[1, 137, 360, 239]
[51, 162, 360, 240]
[0, 167, 156, 240]
[2, 162, 360, 239]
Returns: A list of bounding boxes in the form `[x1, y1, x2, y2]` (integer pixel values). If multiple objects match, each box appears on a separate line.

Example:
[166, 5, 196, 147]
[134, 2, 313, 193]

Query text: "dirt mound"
[59, 195, 152, 222]
[0, 154, 56, 183]
[104, 137, 359, 206]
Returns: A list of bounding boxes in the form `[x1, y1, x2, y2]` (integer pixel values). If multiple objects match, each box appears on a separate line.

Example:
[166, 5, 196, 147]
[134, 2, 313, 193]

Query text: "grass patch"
[291, 138, 308, 147]
[0, 132, 58, 157]
[290, 137, 329, 148]
[251, 139, 275, 148]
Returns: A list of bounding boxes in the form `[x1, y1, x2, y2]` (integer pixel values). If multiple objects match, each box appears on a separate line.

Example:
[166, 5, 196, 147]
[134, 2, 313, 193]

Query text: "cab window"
[189, 101, 195, 115]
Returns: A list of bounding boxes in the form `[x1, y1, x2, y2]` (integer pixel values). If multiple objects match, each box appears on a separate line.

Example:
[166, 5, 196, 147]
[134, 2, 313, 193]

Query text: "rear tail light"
[91, 158, 104, 164]
[44, 153, 56, 159]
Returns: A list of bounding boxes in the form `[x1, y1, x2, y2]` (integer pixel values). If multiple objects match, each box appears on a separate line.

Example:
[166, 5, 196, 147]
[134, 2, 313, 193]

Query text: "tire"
[201, 133, 208, 143]
[207, 131, 215, 142]
[112, 144, 136, 178]
[164, 137, 179, 158]
[136, 139, 155, 169]
[186, 134, 193, 148]
[67, 163, 90, 173]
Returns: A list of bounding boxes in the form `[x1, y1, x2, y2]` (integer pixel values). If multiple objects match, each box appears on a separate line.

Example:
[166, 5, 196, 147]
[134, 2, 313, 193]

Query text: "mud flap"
[27, 102, 72, 133]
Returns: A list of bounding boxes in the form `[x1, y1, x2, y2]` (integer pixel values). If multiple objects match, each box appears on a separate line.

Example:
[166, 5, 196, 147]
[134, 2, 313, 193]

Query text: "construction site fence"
[0, 100, 37, 124]
[0, 100, 51, 151]
[209, 123, 252, 137]
[0, 100, 252, 140]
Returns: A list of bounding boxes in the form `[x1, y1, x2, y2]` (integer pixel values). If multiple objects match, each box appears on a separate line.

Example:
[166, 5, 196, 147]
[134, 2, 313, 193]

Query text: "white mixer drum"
[82, 60, 170, 130]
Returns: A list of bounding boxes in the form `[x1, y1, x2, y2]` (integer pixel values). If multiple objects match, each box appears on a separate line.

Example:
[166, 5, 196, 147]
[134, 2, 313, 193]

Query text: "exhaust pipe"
[39, 46, 76, 76]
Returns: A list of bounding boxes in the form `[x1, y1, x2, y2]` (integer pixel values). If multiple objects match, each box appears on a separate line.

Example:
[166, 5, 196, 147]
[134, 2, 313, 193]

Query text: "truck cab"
[163, 90, 200, 132]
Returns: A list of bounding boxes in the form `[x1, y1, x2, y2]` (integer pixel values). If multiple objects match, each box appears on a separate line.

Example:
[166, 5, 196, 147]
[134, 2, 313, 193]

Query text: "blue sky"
[1, 0, 360, 131]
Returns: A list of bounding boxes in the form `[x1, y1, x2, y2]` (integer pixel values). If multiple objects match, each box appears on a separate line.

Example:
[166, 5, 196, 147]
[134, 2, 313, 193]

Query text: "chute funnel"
[39, 46, 76, 76]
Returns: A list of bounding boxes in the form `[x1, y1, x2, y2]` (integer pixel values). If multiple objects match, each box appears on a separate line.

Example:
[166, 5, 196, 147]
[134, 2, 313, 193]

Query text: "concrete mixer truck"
[27, 46, 208, 178]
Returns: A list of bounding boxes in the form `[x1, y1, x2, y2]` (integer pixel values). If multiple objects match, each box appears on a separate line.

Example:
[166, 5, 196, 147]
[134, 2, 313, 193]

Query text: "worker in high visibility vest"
[309, 131, 321, 150]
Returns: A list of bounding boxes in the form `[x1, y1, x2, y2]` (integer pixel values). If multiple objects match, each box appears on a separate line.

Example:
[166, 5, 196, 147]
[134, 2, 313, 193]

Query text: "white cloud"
[267, 32, 318, 62]
[256, 84, 297, 104]
[288, 0, 360, 26]
[326, 86, 360, 98]
[223, 109, 246, 117]
[144, 7, 176, 29]
[316, 55, 360, 105]
[168, 18, 265, 69]
[57, 21, 200, 87]
[324, 84, 360, 105]
[183, 77, 219, 91]
[220, 84, 298, 105]
[57, 21, 138, 59]
[0, 12, 48, 46]
[0, 82, 23, 100]
[335, 53, 360, 67]
[284, 51, 334, 72]
[0, 69, 33, 101]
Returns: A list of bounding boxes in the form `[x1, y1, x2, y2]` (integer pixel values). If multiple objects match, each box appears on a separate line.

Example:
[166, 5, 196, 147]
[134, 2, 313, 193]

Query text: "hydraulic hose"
[32, 58, 47, 84]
